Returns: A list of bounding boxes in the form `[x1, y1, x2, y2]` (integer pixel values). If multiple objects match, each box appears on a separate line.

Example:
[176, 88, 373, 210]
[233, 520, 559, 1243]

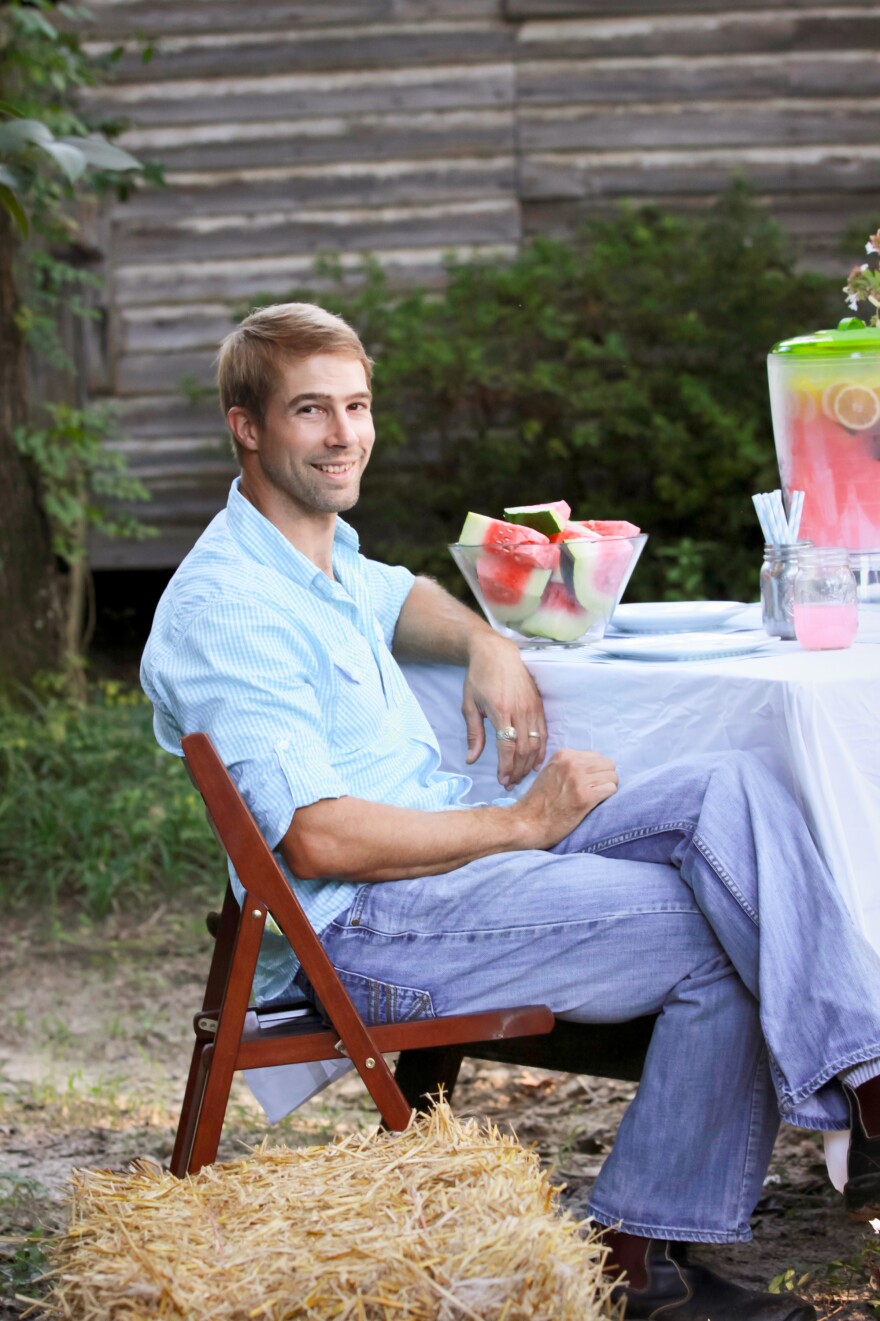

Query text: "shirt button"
[278, 739, 289, 751]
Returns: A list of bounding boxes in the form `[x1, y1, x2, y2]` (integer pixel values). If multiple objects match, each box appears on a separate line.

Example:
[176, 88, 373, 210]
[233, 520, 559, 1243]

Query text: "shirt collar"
[225, 476, 360, 586]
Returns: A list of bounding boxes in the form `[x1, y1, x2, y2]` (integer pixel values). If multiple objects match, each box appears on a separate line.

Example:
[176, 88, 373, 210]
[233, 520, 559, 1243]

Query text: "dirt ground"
[1, 905, 878, 1319]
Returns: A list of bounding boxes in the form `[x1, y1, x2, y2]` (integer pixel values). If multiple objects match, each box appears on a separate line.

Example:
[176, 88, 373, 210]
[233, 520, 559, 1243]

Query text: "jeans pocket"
[333, 964, 436, 1026]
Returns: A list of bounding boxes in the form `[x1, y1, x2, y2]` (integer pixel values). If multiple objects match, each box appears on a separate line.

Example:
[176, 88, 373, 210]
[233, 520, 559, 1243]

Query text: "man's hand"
[511, 749, 618, 849]
[392, 577, 549, 787]
[462, 633, 547, 788]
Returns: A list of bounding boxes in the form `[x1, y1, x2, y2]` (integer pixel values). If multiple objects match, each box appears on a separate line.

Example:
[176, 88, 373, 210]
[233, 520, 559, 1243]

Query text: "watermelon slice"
[476, 547, 551, 624]
[579, 518, 641, 538]
[549, 521, 602, 544]
[503, 500, 571, 536]
[458, 511, 549, 550]
[565, 537, 637, 613]
[518, 581, 593, 642]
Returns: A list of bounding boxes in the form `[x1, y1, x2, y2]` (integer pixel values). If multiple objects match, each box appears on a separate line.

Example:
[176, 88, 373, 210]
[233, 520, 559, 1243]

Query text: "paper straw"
[788, 490, 804, 542]
[752, 494, 772, 542]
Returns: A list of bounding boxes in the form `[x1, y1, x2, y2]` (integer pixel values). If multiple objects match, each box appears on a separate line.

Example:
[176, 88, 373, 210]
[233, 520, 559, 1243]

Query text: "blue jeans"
[314, 752, 880, 1242]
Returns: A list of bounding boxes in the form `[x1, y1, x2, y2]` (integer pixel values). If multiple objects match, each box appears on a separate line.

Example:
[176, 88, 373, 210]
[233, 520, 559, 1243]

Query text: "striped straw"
[788, 490, 805, 542]
[752, 489, 804, 544]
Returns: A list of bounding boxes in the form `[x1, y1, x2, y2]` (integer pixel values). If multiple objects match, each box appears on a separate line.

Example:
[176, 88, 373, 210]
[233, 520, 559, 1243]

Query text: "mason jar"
[760, 541, 812, 640]
[792, 546, 859, 651]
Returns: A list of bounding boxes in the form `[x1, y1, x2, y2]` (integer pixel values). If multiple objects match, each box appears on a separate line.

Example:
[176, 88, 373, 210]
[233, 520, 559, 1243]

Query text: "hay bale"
[44, 1100, 619, 1319]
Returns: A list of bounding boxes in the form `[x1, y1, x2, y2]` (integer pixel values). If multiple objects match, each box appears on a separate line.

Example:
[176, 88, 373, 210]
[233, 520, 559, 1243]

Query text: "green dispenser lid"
[771, 319, 880, 357]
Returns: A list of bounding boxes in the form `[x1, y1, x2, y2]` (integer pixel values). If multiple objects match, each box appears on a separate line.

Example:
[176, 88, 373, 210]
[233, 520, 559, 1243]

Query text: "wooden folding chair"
[171, 732, 556, 1176]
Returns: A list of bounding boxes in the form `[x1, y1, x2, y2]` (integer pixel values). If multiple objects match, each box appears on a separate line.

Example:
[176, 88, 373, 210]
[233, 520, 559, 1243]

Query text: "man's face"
[239, 353, 375, 518]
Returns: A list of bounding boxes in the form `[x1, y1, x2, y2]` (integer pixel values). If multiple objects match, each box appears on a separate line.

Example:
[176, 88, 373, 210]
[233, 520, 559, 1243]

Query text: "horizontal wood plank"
[516, 10, 880, 60]
[517, 53, 880, 103]
[519, 98, 880, 153]
[82, 0, 501, 40]
[112, 242, 520, 308]
[521, 144, 880, 201]
[86, 64, 515, 126]
[119, 158, 517, 221]
[87, 21, 513, 81]
[111, 198, 521, 266]
[115, 110, 515, 170]
[505, 0, 866, 14]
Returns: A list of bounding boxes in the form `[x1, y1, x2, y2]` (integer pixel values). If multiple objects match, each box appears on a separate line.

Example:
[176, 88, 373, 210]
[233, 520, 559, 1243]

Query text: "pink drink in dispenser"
[768, 323, 880, 551]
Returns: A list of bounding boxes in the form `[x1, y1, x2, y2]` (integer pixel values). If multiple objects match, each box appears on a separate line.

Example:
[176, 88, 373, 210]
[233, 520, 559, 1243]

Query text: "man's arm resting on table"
[280, 748, 619, 883]
[392, 575, 548, 787]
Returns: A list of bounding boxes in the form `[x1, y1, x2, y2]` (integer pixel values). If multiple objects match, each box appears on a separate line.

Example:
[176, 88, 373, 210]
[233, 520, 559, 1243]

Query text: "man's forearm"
[392, 575, 497, 666]
[281, 794, 529, 883]
[280, 749, 618, 884]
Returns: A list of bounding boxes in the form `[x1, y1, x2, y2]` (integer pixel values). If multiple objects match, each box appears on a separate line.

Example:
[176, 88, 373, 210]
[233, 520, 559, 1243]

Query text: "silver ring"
[527, 731, 541, 738]
[495, 726, 517, 742]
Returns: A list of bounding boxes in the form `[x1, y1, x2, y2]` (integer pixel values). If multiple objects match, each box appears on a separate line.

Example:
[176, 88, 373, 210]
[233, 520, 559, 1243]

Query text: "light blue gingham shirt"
[141, 478, 474, 1002]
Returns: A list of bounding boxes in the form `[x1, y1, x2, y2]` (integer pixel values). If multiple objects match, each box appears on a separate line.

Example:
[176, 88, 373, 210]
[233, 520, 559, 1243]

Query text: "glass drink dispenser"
[768, 323, 880, 552]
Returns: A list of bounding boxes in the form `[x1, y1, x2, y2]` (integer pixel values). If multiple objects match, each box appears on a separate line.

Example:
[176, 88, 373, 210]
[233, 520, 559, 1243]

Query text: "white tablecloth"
[402, 640, 880, 953]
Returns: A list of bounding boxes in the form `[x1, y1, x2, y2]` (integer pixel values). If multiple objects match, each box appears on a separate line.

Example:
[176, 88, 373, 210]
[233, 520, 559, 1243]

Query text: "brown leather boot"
[844, 1078, 880, 1221]
[601, 1231, 816, 1320]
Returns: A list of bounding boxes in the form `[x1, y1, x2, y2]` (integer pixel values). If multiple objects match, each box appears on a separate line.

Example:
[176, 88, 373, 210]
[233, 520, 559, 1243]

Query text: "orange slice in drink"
[833, 383, 880, 431]
[821, 380, 850, 418]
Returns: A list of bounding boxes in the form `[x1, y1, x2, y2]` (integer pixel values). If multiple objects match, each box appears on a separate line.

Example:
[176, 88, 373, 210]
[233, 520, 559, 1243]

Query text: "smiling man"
[142, 303, 880, 1321]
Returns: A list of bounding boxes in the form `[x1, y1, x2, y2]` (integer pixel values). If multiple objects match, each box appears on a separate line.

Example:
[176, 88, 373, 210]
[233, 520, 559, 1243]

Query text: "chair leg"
[170, 1042, 210, 1178]
[394, 1046, 465, 1113]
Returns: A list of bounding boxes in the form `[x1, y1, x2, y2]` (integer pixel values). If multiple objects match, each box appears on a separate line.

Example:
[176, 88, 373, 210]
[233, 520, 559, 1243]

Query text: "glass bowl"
[449, 534, 648, 646]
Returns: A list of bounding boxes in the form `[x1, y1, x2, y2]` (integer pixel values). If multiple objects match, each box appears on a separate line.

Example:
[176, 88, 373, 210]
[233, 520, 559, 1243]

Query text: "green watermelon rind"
[459, 511, 548, 546]
[566, 538, 633, 613]
[503, 501, 571, 536]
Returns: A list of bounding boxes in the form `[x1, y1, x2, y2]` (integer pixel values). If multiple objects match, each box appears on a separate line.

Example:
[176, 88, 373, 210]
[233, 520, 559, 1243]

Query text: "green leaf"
[56, 135, 141, 172]
[0, 100, 25, 119]
[0, 163, 22, 191]
[39, 139, 87, 183]
[0, 118, 54, 151]
[0, 184, 29, 237]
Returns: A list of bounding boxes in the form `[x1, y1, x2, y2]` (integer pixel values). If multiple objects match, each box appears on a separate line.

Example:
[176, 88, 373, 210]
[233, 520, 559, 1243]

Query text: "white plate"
[611, 601, 749, 634]
[596, 631, 775, 663]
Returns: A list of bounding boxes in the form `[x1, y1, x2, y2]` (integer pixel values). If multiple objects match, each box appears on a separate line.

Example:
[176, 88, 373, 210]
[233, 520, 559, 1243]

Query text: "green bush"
[0, 681, 222, 916]
[273, 186, 838, 602]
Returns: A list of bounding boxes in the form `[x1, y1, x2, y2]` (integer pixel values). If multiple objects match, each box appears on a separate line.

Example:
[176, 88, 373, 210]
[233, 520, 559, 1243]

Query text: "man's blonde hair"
[216, 302, 373, 426]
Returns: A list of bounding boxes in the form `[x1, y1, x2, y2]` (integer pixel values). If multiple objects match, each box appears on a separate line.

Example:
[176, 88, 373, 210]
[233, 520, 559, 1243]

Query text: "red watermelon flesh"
[549, 522, 602, 544]
[566, 537, 636, 610]
[518, 580, 593, 642]
[579, 518, 641, 537]
[476, 547, 552, 624]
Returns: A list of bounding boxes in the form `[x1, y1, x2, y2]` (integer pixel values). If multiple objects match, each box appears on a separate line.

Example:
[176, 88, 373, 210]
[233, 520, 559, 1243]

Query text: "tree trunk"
[0, 210, 64, 691]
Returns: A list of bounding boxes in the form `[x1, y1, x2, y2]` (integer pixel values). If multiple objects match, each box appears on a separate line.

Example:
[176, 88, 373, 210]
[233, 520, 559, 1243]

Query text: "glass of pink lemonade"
[792, 547, 859, 651]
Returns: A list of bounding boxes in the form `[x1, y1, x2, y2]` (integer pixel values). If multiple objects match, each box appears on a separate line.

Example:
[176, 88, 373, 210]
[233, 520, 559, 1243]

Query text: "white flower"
[846, 292, 860, 310]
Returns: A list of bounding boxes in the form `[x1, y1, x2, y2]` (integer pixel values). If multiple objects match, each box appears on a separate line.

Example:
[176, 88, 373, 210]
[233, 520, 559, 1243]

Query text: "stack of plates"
[601, 602, 772, 662]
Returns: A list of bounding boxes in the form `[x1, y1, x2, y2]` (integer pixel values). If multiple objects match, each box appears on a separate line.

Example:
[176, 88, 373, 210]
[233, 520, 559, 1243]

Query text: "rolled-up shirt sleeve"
[146, 594, 347, 849]
[361, 557, 415, 648]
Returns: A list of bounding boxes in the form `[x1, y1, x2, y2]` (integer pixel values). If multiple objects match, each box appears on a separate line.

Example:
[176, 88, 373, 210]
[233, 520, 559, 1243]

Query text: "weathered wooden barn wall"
[82, 0, 880, 567]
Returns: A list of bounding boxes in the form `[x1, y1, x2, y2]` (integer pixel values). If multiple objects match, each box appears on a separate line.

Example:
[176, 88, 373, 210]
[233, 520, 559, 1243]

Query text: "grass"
[0, 678, 223, 917]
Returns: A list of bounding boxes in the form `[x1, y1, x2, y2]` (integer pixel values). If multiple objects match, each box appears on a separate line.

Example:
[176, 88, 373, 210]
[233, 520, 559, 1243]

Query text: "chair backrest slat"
[182, 733, 412, 1128]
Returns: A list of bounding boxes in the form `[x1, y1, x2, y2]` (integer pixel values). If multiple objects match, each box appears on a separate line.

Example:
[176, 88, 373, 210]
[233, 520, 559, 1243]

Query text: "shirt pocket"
[330, 655, 386, 756]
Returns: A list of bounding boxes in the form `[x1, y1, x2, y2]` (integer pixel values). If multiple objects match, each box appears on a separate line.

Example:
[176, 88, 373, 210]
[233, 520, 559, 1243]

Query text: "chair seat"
[195, 1003, 555, 1070]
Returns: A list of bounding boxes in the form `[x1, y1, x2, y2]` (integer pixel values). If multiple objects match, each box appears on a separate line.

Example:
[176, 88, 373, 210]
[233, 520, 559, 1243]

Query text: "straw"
[752, 489, 805, 546]
[41, 1099, 619, 1320]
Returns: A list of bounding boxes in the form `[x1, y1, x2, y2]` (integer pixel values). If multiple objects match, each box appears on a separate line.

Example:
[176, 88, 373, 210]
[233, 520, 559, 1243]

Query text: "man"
[142, 302, 880, 1320]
